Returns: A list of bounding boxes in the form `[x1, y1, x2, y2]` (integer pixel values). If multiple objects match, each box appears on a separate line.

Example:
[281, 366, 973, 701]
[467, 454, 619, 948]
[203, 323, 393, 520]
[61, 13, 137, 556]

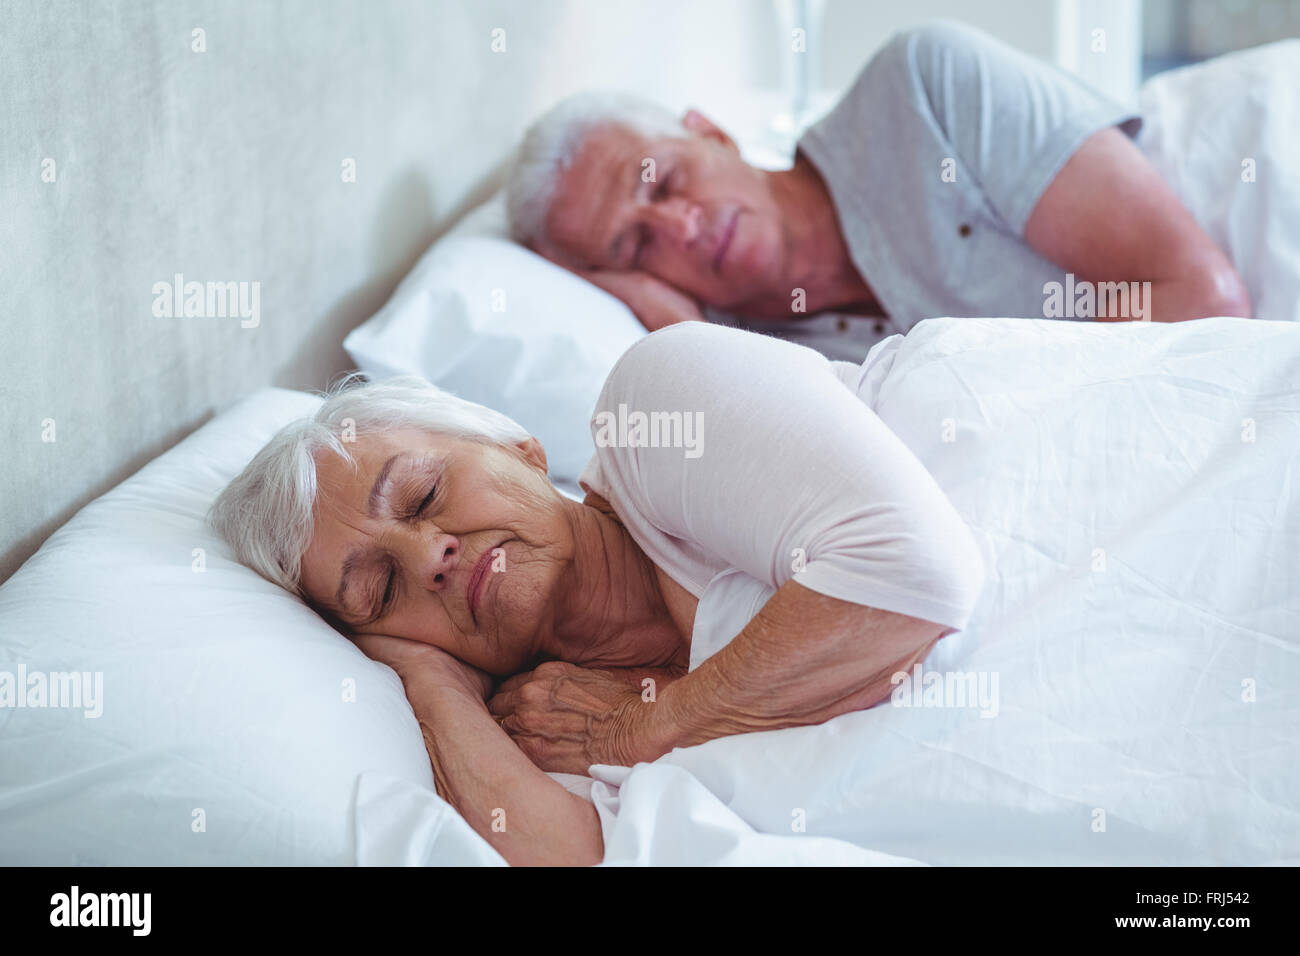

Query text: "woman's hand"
[352, 633, 494, 702]
[486, 661, 670, 774]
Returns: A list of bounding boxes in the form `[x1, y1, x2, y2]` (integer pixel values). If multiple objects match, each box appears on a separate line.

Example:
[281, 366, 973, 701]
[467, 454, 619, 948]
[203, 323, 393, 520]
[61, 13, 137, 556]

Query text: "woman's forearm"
[650, 579, 944, 750]
[409, 674, 604, 866]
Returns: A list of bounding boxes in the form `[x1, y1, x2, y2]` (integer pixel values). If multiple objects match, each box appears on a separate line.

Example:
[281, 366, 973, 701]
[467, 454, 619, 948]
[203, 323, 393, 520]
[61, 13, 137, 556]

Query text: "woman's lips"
[466, 545, 499, 623]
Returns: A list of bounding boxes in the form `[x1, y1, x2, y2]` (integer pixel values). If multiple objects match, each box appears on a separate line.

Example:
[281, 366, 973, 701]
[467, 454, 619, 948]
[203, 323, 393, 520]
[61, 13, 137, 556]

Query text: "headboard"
[0, 0, 777, 582]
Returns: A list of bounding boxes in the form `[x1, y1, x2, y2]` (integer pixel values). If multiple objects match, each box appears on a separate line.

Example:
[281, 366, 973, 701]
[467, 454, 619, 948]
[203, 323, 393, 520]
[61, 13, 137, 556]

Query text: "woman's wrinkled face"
[298, 425, 573, 676]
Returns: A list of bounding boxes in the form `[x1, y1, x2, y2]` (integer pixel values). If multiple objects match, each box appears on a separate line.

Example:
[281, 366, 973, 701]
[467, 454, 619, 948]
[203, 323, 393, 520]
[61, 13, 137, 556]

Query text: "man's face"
[540, 121, 786, 309]
[298, 426, 573, 676]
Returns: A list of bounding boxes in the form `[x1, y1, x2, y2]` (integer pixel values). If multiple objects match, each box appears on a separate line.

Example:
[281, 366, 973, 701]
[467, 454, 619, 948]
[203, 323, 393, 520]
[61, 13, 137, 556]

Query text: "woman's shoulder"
[610, 320, 740, 370]
[600, 321, 830, 400]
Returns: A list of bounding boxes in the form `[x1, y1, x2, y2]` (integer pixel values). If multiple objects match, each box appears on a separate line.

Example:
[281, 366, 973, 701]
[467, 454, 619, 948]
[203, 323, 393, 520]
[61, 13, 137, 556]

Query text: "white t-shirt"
[577, 321, 985, 672]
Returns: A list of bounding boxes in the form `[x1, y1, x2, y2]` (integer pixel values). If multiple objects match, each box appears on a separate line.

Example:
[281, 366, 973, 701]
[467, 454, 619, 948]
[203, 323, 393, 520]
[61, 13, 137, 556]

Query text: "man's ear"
[682, 108, 739, 154]
[514, 435, 548, 476]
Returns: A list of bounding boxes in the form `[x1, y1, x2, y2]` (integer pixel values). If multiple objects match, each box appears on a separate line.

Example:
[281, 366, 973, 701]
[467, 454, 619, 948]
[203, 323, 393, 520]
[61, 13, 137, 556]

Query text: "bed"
[3, 313, 1298, 865]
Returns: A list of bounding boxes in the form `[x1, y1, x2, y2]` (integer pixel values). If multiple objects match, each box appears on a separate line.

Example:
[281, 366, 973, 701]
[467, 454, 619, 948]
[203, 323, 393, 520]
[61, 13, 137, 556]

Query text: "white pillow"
[343, 193, 647, 493]
[0, 387, 501, 865]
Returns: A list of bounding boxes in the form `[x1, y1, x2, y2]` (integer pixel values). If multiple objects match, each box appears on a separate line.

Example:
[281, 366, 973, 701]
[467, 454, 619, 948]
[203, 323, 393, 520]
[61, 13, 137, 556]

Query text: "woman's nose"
[414, 533, 460, 592]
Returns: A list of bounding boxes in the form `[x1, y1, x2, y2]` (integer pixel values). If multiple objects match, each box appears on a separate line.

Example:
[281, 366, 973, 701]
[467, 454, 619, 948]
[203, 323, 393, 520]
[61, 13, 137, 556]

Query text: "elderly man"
[507, 21, 1250, 360]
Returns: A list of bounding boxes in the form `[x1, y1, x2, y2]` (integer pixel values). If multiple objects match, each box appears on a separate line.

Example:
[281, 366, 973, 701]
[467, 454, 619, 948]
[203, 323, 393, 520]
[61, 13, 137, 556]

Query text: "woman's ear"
[682, 108, 740, 154]
[514, 436, 548, 476]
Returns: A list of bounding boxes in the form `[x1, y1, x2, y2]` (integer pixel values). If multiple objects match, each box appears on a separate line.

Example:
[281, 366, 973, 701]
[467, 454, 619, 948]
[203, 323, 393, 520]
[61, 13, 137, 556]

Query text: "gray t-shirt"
[710, 20, 1142, 361]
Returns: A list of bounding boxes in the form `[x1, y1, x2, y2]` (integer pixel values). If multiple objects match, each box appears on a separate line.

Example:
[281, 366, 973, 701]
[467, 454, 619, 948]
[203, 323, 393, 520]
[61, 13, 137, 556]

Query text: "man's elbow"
[1208, 268, 1252, 319]
[1166, 263, 1252, 321]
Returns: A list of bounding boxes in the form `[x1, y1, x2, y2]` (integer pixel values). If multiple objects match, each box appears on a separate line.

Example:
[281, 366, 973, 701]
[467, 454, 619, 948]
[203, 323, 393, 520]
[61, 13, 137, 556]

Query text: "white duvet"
[357, 315, 1300, 866]
[594, 316, 1300, 865]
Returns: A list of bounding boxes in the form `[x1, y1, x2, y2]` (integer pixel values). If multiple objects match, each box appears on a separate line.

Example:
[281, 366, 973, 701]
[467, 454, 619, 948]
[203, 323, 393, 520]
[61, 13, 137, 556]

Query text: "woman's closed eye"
[375, 478, 441, 616]
[407, 480, 439, 520]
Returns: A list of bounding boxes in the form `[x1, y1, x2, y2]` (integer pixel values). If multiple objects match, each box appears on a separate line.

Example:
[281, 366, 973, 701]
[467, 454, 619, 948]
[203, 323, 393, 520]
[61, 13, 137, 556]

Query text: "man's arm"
[896, 23, 1248, 322]
[355, 634, 603, 867]
[1025, 127, 1251, 322]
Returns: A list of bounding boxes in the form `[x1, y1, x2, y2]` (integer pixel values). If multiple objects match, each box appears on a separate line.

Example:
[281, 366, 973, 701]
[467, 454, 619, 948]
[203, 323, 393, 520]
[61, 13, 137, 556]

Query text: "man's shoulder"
[854, 20, 999, 92]
[801, 20, 994, 149]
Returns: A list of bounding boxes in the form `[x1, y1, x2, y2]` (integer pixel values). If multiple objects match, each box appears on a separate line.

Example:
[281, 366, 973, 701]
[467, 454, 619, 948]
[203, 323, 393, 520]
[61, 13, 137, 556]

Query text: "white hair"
[506, 91, 686, 250]
[206, 372, 532, 599]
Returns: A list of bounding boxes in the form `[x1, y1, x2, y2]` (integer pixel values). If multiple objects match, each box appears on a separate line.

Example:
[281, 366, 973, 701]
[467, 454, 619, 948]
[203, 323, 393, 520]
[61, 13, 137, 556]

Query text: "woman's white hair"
[506, 91, 685, 250]
[206, 372, 532, 598]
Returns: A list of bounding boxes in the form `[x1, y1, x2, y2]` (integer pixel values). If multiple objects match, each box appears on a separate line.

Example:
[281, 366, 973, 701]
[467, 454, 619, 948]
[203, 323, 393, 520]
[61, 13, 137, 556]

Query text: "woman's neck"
[545, 499, 687, 670]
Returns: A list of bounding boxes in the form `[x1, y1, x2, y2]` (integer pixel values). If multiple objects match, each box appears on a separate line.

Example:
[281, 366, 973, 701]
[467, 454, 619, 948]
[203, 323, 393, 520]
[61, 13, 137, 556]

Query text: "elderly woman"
[208, 321, 984, 865]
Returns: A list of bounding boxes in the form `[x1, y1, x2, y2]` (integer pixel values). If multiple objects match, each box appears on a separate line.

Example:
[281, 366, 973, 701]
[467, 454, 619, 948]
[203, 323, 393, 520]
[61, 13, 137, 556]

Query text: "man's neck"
[734, 153, 880, 319]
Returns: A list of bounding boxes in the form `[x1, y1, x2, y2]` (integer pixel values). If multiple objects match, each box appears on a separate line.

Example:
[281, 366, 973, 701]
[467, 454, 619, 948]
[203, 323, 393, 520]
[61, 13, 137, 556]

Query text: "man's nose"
[646, 199, 702, 247]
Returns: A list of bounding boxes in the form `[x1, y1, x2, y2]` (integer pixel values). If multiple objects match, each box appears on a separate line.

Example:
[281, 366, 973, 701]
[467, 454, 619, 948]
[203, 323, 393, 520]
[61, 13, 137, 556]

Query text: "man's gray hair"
[506, 91, 686, 250]
[207, 372, 532, 598]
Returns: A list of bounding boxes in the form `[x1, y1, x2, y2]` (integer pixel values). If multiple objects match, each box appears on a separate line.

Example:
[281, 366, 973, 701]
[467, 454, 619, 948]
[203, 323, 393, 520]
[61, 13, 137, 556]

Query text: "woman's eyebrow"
[366, 452, 412, 518]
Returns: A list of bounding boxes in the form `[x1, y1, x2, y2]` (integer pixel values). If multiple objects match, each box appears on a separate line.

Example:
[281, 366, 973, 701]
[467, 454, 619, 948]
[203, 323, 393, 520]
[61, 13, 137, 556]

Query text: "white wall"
[1055, 0, 1143, 107]
[821, 0, 1060, 90]
[0, 0, 772, 583]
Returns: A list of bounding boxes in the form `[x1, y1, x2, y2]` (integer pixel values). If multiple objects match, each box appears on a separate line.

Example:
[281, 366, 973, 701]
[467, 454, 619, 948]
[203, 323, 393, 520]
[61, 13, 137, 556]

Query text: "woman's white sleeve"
[587, 322, 985, 631]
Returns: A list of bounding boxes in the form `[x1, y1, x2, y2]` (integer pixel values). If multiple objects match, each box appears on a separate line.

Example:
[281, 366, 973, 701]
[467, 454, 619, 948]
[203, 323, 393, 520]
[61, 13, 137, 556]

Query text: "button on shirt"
[708, 21, 1143, 361]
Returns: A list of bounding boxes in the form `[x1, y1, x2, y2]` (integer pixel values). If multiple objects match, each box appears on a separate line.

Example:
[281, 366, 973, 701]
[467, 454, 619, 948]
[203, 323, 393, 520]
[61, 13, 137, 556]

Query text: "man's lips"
[712, 209, 739, 274]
